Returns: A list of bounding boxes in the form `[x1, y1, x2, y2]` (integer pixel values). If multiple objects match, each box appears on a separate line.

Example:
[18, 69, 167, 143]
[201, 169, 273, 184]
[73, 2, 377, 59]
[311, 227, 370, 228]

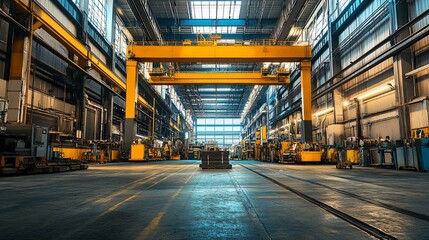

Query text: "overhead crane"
[126, 42, 313, 148]
[148, 69, 290, 85]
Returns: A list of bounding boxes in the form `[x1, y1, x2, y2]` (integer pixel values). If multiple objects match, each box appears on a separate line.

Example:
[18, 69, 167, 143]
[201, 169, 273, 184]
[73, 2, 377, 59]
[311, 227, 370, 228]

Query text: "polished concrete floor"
[1, 160, 429, 240]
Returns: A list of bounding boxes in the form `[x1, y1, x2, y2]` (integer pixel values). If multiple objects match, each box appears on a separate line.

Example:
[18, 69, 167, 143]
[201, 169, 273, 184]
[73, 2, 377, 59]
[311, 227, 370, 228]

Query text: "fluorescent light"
[356, 82, 395, 100]
[314, 107, 334, 116]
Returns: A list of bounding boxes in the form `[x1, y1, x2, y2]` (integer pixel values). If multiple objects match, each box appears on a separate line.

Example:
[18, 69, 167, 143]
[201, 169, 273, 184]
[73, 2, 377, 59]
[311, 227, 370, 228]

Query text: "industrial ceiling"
[118, 0, 320, 119]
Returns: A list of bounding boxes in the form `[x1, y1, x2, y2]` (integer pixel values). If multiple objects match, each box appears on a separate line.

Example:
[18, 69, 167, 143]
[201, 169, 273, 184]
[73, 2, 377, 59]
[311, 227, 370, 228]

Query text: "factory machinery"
[130, 138, 184, 161]
[320, 119, 429, 171]
[395, 136, 429, 171]
[244, 125, 323, 163]
[0, 98, 127, 175]
[200, 145, 232, 169]
[278, 141, 322, 163]
[0, 113, 89, 175]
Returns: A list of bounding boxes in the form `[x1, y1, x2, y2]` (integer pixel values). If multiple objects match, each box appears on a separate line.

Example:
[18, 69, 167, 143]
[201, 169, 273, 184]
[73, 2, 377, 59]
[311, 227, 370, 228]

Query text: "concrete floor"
[1, 161, 429, 240]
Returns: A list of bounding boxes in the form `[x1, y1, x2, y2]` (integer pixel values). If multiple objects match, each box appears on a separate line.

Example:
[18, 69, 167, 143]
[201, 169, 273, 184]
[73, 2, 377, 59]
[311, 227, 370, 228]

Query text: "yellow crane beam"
[149, 72, 290, 85]
[127, 45, 312, 62]
[14, 0, 153, 111]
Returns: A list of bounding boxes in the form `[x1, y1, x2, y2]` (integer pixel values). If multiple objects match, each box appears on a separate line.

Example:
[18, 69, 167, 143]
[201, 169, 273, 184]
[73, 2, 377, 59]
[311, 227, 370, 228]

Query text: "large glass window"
[195, 118, 241, 148]
[88, 0, 107, 36]
[191, 1, 241, 34]
[309, 2, 328, 45]
[338, 0, 351, 12]
[115, 22, 128, 60]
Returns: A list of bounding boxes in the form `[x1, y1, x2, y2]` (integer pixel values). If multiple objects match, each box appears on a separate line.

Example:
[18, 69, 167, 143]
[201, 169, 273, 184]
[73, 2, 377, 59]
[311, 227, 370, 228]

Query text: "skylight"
[191, 1, 241, 34]
[201, 64, 232, 68]
[193, 26, 237, 34]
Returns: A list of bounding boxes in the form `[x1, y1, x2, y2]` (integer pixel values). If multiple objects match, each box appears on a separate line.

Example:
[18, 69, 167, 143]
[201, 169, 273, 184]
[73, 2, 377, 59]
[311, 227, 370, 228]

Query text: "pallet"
[199, 164, 232, 169]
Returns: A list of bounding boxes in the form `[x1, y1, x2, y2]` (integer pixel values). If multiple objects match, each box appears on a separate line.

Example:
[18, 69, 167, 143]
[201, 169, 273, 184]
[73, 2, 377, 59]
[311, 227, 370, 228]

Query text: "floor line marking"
[97, 165, 193, 219]
[134, 167, 198, 240]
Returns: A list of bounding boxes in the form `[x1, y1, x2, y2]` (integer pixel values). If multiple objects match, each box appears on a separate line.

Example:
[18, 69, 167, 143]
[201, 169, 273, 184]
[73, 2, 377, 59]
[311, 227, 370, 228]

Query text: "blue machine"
[378, 139, 397, 168]
[416, 138, 429, 171]
[396, 140, 419, 170]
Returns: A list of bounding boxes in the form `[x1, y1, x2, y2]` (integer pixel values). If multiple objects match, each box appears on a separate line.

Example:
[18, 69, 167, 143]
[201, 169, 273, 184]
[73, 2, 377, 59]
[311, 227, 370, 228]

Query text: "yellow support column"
[300, 61, 313, 142]
[7, 17, 33, 123]
[124, 60, 138, 153]
[152, 97, 156, 141]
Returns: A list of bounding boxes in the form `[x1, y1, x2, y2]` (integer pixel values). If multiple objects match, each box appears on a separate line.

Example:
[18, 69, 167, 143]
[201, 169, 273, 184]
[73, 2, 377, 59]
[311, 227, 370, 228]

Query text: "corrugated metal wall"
[411, 0, 429, 96]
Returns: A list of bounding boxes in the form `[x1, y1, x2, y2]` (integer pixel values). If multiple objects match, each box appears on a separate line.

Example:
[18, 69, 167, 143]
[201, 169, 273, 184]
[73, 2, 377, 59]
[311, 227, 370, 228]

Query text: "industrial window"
[191, 1, 241, 34]
[195, 118, 242, 148]
[309, 2, 328, 45]
[215, 119, 224, 125]
[114, 22, 128, 60]
[215, 126, 223, 131]
[193, 26, 237, 34]
[338, 0, 351, 12]
[88, 0, 107, 37]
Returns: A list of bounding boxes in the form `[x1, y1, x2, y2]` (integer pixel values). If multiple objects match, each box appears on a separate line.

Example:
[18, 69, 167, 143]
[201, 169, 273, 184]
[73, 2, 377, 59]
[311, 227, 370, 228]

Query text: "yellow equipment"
[280, 141, 299, 163]
[196, 33, 221, 46]
[130, 141, 145, 161]
[346, 149, 360, 164]
[322, 147, 338, 163]
[148, 147, 162, 160]
[163, 142, 172, 160]
[298, 142, 322, 163]
[411, 127, 429, 139]
[182, 39, 192, 46]
[300, 151, 323, 162]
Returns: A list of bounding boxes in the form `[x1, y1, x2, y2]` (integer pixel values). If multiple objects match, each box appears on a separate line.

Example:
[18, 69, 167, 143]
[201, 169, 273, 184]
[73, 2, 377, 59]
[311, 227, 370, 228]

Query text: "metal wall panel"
[37, 0, 77, 36]
[27, 90, 76, 115]
[0, 79, 6, 98]
[409, 99, 429, 129]
[89, 42, 107, 65]
[361, 110, 400, 139]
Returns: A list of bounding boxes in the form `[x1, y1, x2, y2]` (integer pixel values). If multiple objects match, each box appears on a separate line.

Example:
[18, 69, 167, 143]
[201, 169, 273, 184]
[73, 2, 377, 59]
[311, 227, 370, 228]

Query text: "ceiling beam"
[126, 0, 162, 41]
[149, 72, 289, 85]
[128, 44, 312, 62]
[157, 18, 278, 27]
[162, 33, 272, 40]
[271, 0, 307, 41]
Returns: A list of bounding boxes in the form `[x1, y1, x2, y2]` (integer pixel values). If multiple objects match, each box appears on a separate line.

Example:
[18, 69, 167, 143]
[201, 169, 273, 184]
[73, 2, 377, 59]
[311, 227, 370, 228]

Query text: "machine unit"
[415, 138, 429, 171]
[200, 147, 232, 169]
[130, 140, 145, 161]
[0, 124, 49, 158]
[396, 140, 419, 170]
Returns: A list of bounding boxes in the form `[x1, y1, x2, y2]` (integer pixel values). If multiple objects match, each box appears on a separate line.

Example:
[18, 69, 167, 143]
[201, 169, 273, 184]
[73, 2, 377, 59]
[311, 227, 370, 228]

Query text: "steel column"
[152, 97, 156, 141]
[124, 60, 138, 153]
[300, 61, 312, 142]
[7, 13, 32, 123]
[392, 0, 413, 139]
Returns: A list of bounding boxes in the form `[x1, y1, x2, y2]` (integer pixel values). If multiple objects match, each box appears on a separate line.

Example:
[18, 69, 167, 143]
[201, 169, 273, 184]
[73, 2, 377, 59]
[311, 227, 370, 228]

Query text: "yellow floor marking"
[136, 212, 166, 238]
[97, 165, 193, 219]
[135, 167, 197, 240]
[95, 173, 160, 204]
[82, 168, 164, 204]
